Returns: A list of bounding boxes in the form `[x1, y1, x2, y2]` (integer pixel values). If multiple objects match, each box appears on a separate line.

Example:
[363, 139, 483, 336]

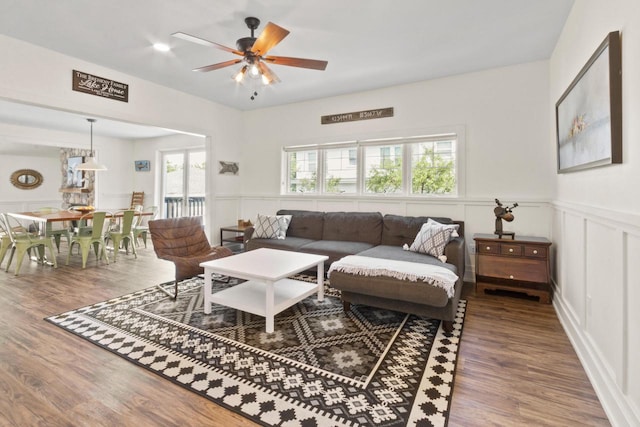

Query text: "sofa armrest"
[243, 226, 255, 245]
[444, 236, 465, 280]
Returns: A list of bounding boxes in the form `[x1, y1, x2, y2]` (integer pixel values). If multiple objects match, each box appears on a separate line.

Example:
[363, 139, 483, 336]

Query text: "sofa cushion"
[357, 245, 457, 274]
[246, 236, 316, 252]
[253, 214, 292, 239]
[276, 210, 324, 240]
[381, 214, 455, 246]
[299, 240, 375, 265]
[322, 211, 382, 245]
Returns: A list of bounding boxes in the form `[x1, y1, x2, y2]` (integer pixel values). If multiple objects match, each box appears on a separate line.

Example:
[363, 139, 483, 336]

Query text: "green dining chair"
[0, 214, 15, 269]
[133, 205, 158, 248]
[107, 210, 137, 262]
[2, 213, 58, 275]
[66, 211, 110, 268]
[34, 207, 71, 252]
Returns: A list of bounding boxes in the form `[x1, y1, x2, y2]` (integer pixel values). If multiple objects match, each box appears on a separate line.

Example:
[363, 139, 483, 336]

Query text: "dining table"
[8, 208, 153, 235]
[6, 209, 155, 265]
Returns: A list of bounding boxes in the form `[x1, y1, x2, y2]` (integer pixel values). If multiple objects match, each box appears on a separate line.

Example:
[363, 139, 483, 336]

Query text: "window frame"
[282, 127, 465, 197]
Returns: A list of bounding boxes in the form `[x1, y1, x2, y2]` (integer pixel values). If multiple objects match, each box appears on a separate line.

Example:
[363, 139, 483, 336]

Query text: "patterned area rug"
[46, 275, 466, 426]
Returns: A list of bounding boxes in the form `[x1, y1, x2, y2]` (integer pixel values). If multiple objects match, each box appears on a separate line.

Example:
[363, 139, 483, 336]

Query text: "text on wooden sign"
[321, 107, 394, 125]
[72, 70, 129, 102]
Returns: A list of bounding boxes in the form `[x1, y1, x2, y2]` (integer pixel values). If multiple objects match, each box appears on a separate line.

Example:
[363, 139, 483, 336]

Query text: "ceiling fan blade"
[172, 32, 243, 55]
[257, 62, 280, 85]
[193, 59, 242, 72]
[251, 22, 290, 56]
[263, 55, 328, 70]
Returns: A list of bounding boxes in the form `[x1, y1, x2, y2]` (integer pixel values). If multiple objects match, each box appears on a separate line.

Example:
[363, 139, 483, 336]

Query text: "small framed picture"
[67, 156, 85, 187]
[135, 160, 150, 172]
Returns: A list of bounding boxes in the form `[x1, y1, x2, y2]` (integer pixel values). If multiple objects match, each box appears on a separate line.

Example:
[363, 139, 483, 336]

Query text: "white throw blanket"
[328, 255, 459, 298]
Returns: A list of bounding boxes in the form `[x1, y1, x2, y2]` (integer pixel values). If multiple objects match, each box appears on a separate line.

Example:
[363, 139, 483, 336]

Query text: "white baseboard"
[553, 289, 639, 426]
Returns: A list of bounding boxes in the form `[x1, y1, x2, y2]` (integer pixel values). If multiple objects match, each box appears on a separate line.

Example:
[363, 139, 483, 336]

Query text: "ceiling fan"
[172, 17, 328, 86]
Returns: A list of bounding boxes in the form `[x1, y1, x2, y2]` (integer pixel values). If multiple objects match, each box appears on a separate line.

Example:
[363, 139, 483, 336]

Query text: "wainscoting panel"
[560, 211, 587, 327]
[586, 221, 624, 385]
[552, 201, 640, 427]
[0, 199, 65, 213]
[627, 233, 640, 416]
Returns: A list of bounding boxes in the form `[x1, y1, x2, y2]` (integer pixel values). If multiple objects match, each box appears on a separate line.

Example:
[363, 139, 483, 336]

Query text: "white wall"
[132, 133, 207, 210]
[550, 1, 640, 425]
[0, 152, 60, 212]
[0, 34, 243, 238]
[240, 61, 555, 278]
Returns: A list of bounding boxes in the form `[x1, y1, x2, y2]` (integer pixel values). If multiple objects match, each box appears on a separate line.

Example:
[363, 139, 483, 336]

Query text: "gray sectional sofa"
[243, 209, 465, 332]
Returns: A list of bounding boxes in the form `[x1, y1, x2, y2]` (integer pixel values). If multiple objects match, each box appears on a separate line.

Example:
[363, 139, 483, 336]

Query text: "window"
[348, 149, 357, 166]
[364, 144, 403, 194]
[410, 139, 456, 194]
[324, 147, 357, 193]
[287, 150, 317, 193]
[283, 131, 460, 196]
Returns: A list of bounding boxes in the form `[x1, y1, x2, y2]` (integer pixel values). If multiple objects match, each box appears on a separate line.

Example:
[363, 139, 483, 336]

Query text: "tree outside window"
[364, 144, 403, 194]
[410, 142, 455, 194]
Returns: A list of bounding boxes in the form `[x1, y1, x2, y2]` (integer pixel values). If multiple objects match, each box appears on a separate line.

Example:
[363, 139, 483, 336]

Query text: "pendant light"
[76, 118, 107, 171]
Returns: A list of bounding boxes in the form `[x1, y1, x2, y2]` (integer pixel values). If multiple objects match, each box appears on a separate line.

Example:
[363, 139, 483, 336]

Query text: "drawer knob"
[486, 246, 491, 250]
[533, 250, 538, 254]
[509, 275, 514, 279]
[509, 248, 514, 253]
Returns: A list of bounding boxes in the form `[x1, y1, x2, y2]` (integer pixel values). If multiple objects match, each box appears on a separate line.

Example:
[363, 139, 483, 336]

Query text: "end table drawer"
[479, 243, 500, 254]
[500, 244, 522, 256]
[525, 245, 547, 258]
[477, 256, 547, 283]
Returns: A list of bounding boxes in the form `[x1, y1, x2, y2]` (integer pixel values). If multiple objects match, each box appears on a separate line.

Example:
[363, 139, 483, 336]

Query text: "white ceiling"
[0, 0, 574, 140]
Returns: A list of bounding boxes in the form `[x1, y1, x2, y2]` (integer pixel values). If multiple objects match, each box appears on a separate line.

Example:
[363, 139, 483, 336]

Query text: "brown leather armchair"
[149, 216, 233, 298]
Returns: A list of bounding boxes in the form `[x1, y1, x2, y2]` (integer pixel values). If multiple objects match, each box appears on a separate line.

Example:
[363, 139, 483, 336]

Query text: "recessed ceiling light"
[153, 43, 170, 52]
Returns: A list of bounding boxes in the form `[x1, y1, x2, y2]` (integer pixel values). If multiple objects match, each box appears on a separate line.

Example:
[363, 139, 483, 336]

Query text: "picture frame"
[555, 31, 622, 173]
[135, 160, 150, 172]
[67, 156, 85, 187]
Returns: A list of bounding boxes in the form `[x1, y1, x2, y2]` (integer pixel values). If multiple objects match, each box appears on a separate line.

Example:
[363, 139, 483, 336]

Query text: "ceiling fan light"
[232, 66, 247, 83]
[261, 74, 272, 85]
[248, 63, 260, 78]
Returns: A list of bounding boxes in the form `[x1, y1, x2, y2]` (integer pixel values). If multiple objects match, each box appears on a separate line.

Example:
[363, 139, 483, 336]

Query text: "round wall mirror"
[10, 169, 44, 190]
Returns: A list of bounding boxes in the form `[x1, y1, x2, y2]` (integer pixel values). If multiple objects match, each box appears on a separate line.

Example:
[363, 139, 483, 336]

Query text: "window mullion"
[317, 149, 325, 193]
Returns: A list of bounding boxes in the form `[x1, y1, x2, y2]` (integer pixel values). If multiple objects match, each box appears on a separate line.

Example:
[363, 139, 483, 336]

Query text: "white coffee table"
[200, 248, 328, 333]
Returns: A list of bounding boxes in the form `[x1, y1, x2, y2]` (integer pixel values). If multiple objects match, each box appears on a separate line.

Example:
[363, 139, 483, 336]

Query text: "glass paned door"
[162, 150, 206, 219]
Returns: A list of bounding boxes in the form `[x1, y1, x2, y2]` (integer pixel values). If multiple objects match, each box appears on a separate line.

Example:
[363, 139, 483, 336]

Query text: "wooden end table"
[474, 233, 552, 303]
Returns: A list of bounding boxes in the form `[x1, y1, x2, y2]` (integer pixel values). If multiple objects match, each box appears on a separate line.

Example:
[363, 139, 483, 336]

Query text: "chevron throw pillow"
[253, 214, 292, 239]
[409, 220, 458, 259]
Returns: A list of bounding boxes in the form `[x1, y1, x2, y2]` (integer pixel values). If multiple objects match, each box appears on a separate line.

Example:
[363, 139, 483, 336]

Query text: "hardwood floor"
[0, 244, 609, 426]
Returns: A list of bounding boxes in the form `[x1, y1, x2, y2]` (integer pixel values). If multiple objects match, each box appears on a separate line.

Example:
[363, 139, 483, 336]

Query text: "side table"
[474, 233, 552, 303]
[220, 225, 246, 253]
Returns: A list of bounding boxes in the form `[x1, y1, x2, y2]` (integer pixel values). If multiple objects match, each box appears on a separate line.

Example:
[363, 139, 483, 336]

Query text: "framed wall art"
[135, 160, 150, 172]
[218, 160, 239, 175]
[555, 31, 622, 173]
[67, 156, 85, 187]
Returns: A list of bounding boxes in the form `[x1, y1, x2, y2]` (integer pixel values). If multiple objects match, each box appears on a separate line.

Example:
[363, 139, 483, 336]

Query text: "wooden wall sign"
[321, 107, 394, 125]
[72, 70, 129, 102]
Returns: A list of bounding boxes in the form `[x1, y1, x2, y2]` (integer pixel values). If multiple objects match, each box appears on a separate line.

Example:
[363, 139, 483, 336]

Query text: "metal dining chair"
[133, 205, 158, 248]
[66, 211, 110, 268]
[0, 214, 14, 269]
[106, 210, 137, 262]
[1, 213, 58, 275]
[34, 207, 71, 253]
